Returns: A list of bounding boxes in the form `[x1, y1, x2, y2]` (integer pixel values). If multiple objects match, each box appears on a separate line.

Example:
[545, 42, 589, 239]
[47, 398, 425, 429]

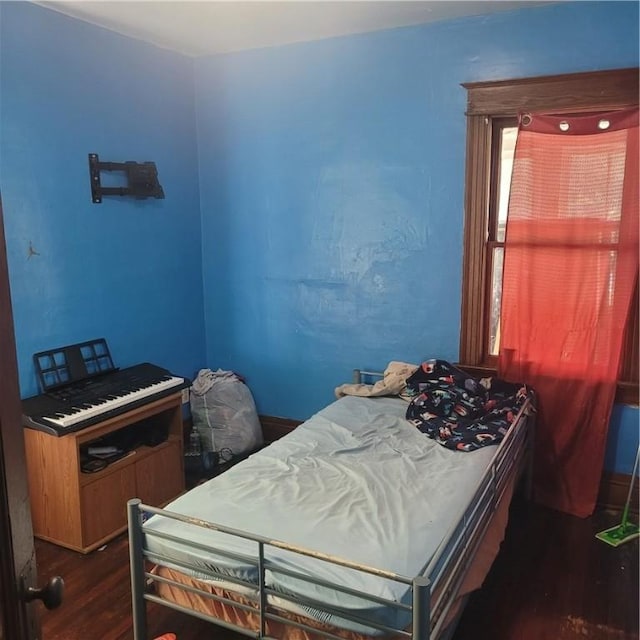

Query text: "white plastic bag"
[190, 369, 263, 456]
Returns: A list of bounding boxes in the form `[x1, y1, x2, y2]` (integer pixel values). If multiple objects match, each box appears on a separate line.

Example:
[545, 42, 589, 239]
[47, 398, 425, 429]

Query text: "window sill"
[455, 363, 639, 407]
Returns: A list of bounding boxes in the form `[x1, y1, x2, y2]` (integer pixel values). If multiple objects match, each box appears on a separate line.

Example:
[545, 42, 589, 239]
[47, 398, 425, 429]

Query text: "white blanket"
[144, 395, 496, 634]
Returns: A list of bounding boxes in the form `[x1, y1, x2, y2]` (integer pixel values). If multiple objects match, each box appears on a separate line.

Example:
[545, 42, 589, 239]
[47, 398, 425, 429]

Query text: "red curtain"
[498, 108, 639, 518]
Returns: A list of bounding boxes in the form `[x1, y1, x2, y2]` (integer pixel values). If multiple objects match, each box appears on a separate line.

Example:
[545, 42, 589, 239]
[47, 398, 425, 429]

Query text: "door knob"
[25, 575, 64, 610]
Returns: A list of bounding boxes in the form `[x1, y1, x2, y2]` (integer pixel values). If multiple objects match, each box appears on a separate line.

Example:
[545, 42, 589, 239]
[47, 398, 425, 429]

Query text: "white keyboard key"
[41, 376, 184, 429]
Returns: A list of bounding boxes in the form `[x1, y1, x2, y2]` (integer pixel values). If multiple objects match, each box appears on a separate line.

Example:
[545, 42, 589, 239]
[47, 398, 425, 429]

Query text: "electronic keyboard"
[22, 361, 189, 437]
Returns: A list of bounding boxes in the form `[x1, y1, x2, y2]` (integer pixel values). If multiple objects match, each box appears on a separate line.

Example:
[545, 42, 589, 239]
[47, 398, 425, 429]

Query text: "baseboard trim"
[259, 415, 302, 443]
[185, 414, 301, 443]
[598, 471, 639, 514]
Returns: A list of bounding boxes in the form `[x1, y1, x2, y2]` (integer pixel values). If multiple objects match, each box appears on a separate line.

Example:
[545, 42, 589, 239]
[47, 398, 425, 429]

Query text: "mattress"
[143, 395, 499, 635]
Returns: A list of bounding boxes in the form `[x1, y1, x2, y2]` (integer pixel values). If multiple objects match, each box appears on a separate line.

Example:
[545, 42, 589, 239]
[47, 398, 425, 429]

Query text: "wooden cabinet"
[135, 443, 184, 507]
[24, 393, 184, 553]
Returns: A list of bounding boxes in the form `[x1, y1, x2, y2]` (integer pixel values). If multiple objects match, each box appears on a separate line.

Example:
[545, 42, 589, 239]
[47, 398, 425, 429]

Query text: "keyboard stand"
[23, 392, 185, 553]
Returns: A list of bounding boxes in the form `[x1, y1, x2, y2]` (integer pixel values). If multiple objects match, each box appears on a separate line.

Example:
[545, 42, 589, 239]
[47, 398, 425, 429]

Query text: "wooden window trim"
[459, 68, 639, 405]
[462, 68, 639, 116]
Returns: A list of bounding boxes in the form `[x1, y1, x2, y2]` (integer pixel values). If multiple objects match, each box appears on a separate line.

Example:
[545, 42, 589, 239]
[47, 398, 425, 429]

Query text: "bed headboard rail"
[352, 369, 384, 384]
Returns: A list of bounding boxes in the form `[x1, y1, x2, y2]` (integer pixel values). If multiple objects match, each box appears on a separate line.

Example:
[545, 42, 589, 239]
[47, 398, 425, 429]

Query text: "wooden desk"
[24, 393, 184, 554]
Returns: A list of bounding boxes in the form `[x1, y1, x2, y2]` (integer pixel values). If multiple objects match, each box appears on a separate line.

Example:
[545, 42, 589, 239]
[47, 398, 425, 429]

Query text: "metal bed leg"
[128, 499, 148, 640]
[258, 542, 267, 638]
[412, 576, 431, 640]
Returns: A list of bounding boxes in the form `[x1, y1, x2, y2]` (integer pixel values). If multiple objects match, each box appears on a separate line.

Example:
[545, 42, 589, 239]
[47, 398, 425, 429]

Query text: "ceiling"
[36, 1, 554, 57]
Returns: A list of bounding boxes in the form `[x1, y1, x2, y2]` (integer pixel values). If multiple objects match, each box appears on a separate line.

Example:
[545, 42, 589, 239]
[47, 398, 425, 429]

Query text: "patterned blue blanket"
[405, 360, 532, 452]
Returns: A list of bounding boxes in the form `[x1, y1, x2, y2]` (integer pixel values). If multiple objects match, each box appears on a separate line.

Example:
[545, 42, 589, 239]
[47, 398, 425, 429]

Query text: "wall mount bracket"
[88, 153, 165, 203]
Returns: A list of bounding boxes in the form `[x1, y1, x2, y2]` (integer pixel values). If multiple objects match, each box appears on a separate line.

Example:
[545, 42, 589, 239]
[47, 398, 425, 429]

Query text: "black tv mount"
[88, 153, 165, 203]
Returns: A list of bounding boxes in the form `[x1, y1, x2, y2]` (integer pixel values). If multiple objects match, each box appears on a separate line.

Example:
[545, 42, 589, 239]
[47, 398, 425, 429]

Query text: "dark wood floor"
[35, 497, 639, 640]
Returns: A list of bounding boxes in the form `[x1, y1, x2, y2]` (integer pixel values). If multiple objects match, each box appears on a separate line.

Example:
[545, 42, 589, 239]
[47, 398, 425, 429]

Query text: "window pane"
[461, 71, 638, 403]
[489, 247, 504, 356]
[497, 127, 518, 242]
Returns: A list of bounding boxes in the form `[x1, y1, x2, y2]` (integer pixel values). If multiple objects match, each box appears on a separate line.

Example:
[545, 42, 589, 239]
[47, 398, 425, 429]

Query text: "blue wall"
[605, 406, 639, 476]
[195, 0, 639, 459]
[0, 2, 206, 396]
[0, 2, 636, 473]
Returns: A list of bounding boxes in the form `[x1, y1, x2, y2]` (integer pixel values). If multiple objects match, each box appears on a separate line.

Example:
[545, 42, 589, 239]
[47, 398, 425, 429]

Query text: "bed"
[127, 367, 535, 640]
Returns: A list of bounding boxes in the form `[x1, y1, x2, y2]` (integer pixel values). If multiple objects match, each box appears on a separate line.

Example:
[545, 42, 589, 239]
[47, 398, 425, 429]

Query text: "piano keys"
[22, 362, 190, 436]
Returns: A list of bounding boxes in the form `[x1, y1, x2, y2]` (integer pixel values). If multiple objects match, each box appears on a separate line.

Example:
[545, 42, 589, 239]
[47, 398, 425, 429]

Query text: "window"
[487, 118, 517, 359]
[459, 68, 639, 404]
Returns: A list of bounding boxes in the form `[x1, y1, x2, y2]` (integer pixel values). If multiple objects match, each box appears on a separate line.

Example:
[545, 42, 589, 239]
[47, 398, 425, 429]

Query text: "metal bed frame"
[128, 370, 534, 640]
